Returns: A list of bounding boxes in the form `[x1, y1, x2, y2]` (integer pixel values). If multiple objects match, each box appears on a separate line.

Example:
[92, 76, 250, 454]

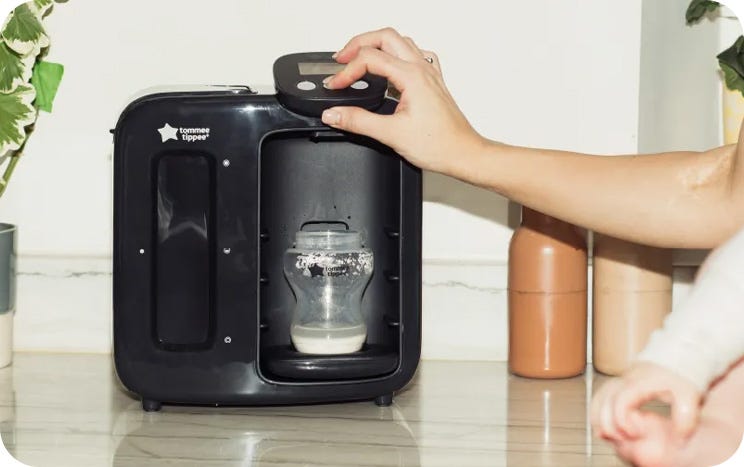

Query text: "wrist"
[443, 135, 503, 185]
[635, 349, 710, 393]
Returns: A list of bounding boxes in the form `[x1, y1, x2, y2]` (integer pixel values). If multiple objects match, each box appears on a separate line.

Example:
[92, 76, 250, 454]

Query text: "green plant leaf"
[31, 60, 62, 112]
[686, 0, 720, 25]
[717, 36, 744, 94]
[0, 83, 36, 155]
[0, 40, 35, 93]
[1, 4, 49, 56]
[31, 0, 55, 16]
[720, 62, 744, 97]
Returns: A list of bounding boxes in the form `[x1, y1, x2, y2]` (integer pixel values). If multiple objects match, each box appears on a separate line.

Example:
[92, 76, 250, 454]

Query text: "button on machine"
[296, 80, 316, 91]
[350, 80, 369, 90]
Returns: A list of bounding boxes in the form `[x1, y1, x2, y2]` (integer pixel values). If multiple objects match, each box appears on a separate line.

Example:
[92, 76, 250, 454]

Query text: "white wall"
[1, 0, 644, 260]
[1, 0, 720, 358]
[638, 0, 721, 154]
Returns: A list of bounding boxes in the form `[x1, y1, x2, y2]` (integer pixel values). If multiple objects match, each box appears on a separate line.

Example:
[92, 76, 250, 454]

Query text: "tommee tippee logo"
[157, 123, 211, 143]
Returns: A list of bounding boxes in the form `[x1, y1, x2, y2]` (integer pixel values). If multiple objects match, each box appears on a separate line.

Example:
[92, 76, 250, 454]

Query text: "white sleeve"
[635, 225, 744, 392]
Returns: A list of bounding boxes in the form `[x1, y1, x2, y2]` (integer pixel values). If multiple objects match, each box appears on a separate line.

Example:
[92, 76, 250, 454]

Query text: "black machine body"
[112, 52, 422, 410]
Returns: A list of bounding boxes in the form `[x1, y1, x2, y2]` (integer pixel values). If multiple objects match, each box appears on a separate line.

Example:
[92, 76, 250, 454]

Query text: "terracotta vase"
[508, 208, 588, 379]
[592, 235, 672, 376]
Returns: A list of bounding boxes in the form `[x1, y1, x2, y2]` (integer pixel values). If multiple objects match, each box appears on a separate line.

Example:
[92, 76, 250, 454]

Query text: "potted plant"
[687, 0, 744, 143]
[0, 0, 64, 368]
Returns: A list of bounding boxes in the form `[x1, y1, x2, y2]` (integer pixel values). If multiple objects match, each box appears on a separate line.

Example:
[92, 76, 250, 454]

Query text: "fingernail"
[322, 109, 340, 125]
[322, 75, 335, 89]
[331, 51, 339, 59]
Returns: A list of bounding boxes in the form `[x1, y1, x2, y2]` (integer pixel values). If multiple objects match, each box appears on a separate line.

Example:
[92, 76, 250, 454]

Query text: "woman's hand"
[591, 361, 702, 464]
[321, 28, 487, 177]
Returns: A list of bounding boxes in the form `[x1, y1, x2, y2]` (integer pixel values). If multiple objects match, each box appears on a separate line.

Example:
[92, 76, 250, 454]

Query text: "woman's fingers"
[329, 28, 440, 91]
[335, 27, 422, 63]
[399, 35, 441, 74]
[321, 29, 484, 175]
[420, 49, 442, 74]
[402, 36, 419, 52]
[325, 46, 410, 91]
[322, 105, 395, 146]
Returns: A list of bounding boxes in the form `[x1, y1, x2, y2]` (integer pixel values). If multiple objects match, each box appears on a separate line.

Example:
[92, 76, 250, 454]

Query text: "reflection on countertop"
[0, 353, 623, 466]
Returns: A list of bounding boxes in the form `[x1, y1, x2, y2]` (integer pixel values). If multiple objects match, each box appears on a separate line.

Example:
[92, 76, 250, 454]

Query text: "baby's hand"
[608, 410, 743, 467]
[607, 411, 687, 467]
[591, 361, 702, 441]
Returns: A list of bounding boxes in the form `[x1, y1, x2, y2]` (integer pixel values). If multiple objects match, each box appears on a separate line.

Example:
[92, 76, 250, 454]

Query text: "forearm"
[453, 140, 742, 248]
[676, 357, 744, 467]
[676, 418, 742, 467]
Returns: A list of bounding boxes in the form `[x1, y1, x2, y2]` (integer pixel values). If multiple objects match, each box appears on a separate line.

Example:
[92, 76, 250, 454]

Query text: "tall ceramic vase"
[592, 235, 672, 376]
[508, 208, 588, 379]
[0, 224, 16, 368]
[723, 85, 744, 144]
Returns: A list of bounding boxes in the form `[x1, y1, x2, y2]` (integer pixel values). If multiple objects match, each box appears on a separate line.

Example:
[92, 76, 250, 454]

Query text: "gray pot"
[0, 224, 16, 368]
[0, 224, 16, 313]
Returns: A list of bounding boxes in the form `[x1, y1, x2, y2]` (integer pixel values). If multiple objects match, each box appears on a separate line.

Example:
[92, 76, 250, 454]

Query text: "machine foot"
[374, 394, 393, 407]
[142, 399, 162, 412]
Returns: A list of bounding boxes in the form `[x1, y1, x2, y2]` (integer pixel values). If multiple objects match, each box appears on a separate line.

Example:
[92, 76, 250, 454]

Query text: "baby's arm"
[679, 356, 744, 467]
[636, 224, 744, 392]
[592, 225, 744, 465]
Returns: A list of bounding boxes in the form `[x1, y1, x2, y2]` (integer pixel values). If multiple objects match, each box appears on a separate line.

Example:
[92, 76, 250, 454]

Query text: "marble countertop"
[0, 353, 623, 466]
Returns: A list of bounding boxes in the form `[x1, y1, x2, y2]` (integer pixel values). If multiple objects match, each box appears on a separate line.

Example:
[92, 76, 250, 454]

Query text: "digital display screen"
[298, 62, 345, 76]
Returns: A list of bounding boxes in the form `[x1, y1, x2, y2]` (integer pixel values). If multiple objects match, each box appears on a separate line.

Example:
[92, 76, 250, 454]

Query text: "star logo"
[157, 123, 179, 143]
[308, 263, 325, 278]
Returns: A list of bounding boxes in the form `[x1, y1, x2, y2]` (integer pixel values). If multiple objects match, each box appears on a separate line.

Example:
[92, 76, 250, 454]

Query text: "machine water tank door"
[154, 153, 214, 348]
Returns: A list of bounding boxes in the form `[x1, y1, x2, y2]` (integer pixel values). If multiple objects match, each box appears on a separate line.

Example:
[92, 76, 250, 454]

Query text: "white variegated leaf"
[0, 83, 37, 155]
[1, 4, 49, 56]
[30, 0, 55, 16]
[0, 40, 35, 93]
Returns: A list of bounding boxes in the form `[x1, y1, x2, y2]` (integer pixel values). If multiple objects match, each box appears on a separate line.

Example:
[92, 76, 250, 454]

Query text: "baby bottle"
[284, 230, 373, 354]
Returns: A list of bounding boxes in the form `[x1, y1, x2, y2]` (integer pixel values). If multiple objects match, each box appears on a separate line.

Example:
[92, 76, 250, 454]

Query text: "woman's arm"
[323, 28, 744, 248]
[466, 142, 742, 248]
